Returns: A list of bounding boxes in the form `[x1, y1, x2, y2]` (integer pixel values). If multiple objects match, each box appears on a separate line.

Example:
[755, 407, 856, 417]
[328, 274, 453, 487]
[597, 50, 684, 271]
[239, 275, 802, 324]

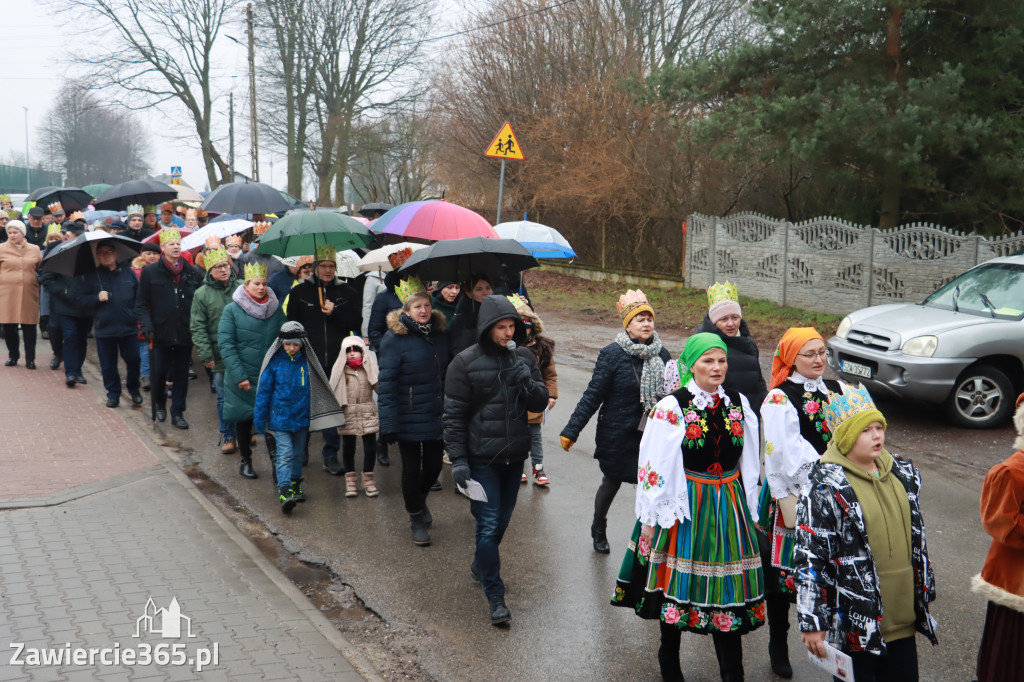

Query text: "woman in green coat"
[218, 262, 286, 479]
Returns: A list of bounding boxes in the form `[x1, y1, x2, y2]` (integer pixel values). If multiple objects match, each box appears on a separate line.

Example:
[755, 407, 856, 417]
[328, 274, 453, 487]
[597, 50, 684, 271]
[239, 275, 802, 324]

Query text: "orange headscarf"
[770, 327, 824, 390]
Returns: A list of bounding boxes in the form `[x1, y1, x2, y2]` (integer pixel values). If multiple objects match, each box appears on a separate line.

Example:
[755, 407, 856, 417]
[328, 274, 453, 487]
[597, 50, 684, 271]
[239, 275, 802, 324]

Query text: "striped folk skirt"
[756, 484, 798, 600]
[611, 468, 766, 634]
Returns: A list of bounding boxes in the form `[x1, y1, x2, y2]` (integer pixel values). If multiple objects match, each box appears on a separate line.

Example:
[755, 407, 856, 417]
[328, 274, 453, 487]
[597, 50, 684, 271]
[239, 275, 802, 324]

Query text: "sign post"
[170, 166, 182, 186]
[484, 122, 524, 224]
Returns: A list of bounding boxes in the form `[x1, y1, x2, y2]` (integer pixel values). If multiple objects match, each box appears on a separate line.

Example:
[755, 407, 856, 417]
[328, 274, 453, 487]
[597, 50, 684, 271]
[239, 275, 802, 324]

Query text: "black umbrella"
[93, 180, 178, 211]
[200, 181, 293, 215]
[41, 232, 142, 277]
[25, 186, 94, 212]
[396, 236, 538, 282]
[358, 202, 394, 218]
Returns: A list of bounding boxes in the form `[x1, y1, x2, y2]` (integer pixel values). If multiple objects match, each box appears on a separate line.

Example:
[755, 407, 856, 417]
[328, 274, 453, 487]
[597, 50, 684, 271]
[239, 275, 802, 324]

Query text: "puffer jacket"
[378, 309, 450, 441]
[134, 258, 205, 346]
[189, 272, 241, 372]
[697, 315, 768, 411]
[253, 347, 311, 433]
[795, 453, 938, 655]
[338, 364, 379, 436]
[443, 296, 549, 467]
[560, 338, 671, 483]
[218, 287, 286, 422]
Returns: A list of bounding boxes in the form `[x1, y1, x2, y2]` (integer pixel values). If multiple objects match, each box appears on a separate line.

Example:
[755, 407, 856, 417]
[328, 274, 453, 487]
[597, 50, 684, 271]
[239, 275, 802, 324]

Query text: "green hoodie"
[820, 445, 916, 642]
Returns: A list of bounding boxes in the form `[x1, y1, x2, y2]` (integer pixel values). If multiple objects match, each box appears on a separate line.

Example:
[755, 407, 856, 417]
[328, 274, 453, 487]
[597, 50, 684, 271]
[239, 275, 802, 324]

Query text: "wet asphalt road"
[146, 312, 1007, 681]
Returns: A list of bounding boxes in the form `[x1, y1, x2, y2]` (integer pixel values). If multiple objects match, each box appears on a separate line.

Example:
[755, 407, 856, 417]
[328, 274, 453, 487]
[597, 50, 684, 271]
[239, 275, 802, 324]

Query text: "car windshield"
[923, 262, 1024, 320]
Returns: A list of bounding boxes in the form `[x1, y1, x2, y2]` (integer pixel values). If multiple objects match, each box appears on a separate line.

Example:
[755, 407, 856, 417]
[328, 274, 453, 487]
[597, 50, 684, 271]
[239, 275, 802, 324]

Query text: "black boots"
[487, 594, 511, 626]
[658, 622, 685, 681]
[766, 596, 793, 678]
[239, 457, 258, 479]
[712, 631, 744, 682]
[591, 519, 610, 554]
[410, 511, 430, 546]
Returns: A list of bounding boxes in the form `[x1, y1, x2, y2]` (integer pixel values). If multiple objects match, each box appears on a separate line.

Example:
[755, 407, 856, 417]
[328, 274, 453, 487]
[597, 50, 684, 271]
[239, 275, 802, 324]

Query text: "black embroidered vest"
[777, 379, 842, 455]
[671, 387, 746, 473]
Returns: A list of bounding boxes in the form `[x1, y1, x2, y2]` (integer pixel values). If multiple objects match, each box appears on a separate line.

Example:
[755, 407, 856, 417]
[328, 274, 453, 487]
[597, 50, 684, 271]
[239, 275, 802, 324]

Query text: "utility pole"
[229, 92, 235, 179]
[247, 3, 259, 182]
[22, 106, 30, 193]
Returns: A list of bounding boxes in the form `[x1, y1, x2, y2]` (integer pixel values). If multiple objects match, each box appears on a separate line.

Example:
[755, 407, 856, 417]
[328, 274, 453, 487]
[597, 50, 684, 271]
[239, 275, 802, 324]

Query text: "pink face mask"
[346, 356, 364, 368]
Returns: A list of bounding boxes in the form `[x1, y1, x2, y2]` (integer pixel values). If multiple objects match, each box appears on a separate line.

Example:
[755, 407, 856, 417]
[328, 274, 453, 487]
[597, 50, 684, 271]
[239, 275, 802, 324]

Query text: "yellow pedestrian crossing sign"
[485, 122, 524, 161]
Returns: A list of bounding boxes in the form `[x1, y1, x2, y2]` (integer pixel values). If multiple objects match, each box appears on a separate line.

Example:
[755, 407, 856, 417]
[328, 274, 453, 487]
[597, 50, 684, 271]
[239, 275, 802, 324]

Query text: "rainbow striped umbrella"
[373, 200, 497, 240]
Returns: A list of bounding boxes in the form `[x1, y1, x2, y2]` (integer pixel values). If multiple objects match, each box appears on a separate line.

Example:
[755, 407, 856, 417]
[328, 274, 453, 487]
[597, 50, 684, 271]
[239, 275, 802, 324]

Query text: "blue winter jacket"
[78, 264, 139, 338]
[253, 347, 311, 434]
[378, 309, 450, 441]
[368, 289, 402, 349]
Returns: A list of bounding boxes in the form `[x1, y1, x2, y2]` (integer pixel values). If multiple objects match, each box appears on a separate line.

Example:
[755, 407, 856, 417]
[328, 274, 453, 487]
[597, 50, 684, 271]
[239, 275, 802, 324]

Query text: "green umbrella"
[254, 210, 372, 257]
[82, 183, 112, 199]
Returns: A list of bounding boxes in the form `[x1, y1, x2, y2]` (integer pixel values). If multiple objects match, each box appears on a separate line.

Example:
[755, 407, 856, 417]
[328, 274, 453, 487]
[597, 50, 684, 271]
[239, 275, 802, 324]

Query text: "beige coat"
[337, 365, 379, 436]
[0, 240, 42, 324]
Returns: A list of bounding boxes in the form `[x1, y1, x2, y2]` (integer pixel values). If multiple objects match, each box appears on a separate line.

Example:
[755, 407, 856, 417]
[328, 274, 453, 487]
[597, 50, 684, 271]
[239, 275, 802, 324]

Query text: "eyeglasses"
[796, 350, 829, 360]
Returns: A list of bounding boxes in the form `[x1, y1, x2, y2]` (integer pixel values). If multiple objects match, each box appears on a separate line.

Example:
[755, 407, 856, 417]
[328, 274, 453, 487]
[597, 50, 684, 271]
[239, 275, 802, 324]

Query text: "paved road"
[134, 312, 1005, 681]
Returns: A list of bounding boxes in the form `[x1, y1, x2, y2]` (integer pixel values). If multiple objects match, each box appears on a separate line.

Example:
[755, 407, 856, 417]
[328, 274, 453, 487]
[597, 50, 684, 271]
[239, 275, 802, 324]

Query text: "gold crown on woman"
[396, 276, 426, 304]
[387, 247, 414, 270]
[707, 281, 739, 308]
[823, 384, 877, 432]
[244, 261, 268, 280]
[252, 220, 271, 235]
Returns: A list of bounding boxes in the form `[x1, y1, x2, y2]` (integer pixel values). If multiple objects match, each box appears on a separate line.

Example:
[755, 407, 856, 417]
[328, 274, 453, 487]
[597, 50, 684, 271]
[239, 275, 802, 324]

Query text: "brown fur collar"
[386, 309, 446, 336]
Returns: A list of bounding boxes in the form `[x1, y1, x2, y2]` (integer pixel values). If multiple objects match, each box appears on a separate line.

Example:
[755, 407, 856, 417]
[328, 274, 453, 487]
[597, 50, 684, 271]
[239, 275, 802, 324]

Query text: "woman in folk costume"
[560, 289, 670, 553]
[972, 392, 1024, 682]
[756, 327, 844, 678]
[612, 332, 764, 682]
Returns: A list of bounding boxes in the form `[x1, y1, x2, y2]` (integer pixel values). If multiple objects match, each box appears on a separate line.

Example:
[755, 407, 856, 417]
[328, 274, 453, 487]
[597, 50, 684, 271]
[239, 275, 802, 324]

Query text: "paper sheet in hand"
[807, 642, 854, 681]
[456, 479, 488, 502]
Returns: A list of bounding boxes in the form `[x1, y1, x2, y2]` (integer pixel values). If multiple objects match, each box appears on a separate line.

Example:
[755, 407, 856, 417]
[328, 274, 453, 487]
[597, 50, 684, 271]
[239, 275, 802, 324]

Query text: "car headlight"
[901, 336, 937, 357]
[835, 316, 852, 339]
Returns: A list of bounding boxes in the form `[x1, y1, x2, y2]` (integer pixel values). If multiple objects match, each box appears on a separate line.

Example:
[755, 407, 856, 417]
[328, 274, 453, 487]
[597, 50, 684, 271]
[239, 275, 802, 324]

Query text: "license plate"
[840, 360, 873, 379]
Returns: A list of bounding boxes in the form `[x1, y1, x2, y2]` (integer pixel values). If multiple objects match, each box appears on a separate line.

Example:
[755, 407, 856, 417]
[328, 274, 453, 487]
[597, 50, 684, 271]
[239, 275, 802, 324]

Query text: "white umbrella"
[181, 219, 254, 250]
[336, 250, 363, 279]
[357, 241, 427, 272]
[173, 184, 204, 203]
[494, 220, 576, 259]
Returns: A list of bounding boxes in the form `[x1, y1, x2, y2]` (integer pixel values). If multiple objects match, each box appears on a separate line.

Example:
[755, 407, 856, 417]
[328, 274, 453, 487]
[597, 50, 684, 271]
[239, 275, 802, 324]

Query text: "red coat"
[973, 449, 1024, 612]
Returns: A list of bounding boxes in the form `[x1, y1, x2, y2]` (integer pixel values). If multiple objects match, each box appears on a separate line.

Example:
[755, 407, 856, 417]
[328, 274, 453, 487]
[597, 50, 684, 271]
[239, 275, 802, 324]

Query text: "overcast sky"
[0, 0, 473, 197]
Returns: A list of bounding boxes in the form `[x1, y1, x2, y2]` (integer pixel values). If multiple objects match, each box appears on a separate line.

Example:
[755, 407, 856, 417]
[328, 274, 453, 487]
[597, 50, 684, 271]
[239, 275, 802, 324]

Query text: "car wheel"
[946, 365, 1014, 429]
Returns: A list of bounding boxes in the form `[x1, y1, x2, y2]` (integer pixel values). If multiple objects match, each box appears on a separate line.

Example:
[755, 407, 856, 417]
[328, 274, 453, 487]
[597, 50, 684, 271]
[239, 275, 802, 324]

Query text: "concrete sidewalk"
[0, 348, 380, 681]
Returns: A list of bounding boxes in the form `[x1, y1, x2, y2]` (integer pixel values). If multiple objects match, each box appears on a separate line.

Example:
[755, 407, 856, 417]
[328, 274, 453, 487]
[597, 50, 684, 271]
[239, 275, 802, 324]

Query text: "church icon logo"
[134, 597, 196, 639]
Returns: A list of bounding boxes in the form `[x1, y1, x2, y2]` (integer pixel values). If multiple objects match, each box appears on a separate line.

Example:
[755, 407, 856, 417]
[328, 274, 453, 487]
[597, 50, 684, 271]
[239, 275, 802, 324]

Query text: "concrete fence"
[685, 213, 1024, 314]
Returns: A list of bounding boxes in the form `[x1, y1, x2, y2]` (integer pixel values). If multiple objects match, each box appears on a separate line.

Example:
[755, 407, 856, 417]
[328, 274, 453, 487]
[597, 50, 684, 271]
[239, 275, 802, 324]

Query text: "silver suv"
[827, 255, 1024, 428]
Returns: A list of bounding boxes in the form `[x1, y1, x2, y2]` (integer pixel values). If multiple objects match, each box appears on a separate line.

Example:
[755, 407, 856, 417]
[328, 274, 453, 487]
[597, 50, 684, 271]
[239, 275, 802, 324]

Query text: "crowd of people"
[0, 195, 1020, 681]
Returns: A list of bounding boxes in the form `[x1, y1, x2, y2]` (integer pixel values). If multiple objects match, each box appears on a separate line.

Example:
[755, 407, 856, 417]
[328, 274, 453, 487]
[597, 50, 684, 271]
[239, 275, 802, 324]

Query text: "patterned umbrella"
[373, 200, 497, 240]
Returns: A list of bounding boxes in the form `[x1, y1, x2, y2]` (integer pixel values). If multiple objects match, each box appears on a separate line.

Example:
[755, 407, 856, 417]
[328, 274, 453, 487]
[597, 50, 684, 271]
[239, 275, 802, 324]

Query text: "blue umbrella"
[494, 220, 576, 259]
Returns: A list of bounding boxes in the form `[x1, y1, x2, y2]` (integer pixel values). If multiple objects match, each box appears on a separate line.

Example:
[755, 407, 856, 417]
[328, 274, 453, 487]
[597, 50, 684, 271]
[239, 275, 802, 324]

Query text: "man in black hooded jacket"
[444, 294, 548, 626]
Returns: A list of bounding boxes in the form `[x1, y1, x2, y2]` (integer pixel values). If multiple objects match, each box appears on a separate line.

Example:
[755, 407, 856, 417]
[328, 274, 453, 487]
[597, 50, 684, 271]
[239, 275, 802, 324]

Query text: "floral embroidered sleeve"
[761, 388, 822, 500]
[635, 395, 689, 528]
[737, 393, 761, 521]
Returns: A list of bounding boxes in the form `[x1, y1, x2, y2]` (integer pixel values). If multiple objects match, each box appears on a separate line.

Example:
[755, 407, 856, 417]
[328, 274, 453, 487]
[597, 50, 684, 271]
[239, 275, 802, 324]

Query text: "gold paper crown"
[0, 194, 10, 203]
[395, 276, 427, 304]
[204, 247, 230, 271]
[387, 247, 414, 270]
[205, 235, 222, 250]
[244, 261, 268, 281]
[707, 281, 739, 308]
[70, 211, 85, 222]
[617, 289, 653, 328]
[506, 294, 530, 311]
[252, 221, 271, 235]
[315, 243, 336, 263]
[143, 204, 157, 214]
[126, 204, 144, 216]
[226, 234, 243, 247]
[185, 209, 197, 221]
[823, 384, 878, 433]
[48, 201, 64, 214]
[295, 255, 314, 268]
[158, 228, 181, 244]
[46, 224, 62, 237]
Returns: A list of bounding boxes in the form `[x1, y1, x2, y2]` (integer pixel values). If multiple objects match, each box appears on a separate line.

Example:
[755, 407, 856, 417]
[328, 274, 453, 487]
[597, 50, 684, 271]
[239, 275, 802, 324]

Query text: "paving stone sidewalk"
[0, 353, 375, 681]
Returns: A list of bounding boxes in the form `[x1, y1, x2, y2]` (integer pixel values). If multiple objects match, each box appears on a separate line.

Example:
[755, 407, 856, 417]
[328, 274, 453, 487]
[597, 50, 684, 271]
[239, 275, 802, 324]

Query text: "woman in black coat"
[560, 290, 670, 553]
[695, 282, 768, 411]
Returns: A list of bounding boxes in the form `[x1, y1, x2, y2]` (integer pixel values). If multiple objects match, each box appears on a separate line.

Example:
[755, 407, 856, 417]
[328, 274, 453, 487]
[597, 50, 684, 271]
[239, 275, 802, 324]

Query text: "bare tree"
[39, 82, 151, 185]
[56, 0, 244, 189]
[347, 109, 438, 204]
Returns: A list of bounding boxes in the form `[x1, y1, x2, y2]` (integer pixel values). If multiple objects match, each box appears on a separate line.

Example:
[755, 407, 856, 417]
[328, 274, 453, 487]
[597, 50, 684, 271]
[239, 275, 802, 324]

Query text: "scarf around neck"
[615, 330, 665, 411]
[161, 255, 183, 284]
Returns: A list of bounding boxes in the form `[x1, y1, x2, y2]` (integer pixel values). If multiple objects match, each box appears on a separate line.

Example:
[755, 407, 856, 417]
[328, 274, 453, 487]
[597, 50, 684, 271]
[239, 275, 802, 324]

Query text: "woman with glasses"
[756, 327, 844, 678]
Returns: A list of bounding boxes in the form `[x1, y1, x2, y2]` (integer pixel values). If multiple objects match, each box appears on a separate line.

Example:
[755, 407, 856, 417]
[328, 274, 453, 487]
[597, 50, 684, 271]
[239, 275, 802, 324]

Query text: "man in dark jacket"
[444, 295, 548, 626]
[24, 207, 47, 249]
[121, 205, 154, 242]
[79, 242, 143, 408]
[286, 245, 361, 471]
[134, 228, 204, 428]
[38, 222, 92, 384]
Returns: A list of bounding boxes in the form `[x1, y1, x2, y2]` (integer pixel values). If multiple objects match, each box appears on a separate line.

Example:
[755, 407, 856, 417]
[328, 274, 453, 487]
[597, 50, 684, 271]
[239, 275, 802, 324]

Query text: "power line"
[396, 0, 579, 47]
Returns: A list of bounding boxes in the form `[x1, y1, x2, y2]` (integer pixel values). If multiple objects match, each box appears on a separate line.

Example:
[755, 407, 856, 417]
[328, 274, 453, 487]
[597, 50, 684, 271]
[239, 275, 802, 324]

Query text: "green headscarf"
[679, 332, 728, 387]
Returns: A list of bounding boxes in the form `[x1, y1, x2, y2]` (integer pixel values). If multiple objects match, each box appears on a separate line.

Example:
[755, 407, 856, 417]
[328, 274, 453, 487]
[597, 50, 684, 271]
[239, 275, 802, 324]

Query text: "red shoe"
[521, 472, 528, 483]
[533, 464, 550, 487]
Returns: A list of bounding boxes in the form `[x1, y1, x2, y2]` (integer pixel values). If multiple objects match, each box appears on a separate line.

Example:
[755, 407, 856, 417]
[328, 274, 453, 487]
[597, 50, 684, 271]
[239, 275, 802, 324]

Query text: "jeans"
[529, 422, 544, 467]
[843, 636, 918, 682]
[58, 315, 91, 379]
[398, 440, 444, 514]
[95, 335, 141, 399]
[342, 434, 377, 473]
[469, 461, 524, 599]
[211, 372, 236, 440]
[2, 323, 36, 361]
[138, 339, 150, 378]
[272, 428, 307, 490]
[150, 344, 192, 416]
